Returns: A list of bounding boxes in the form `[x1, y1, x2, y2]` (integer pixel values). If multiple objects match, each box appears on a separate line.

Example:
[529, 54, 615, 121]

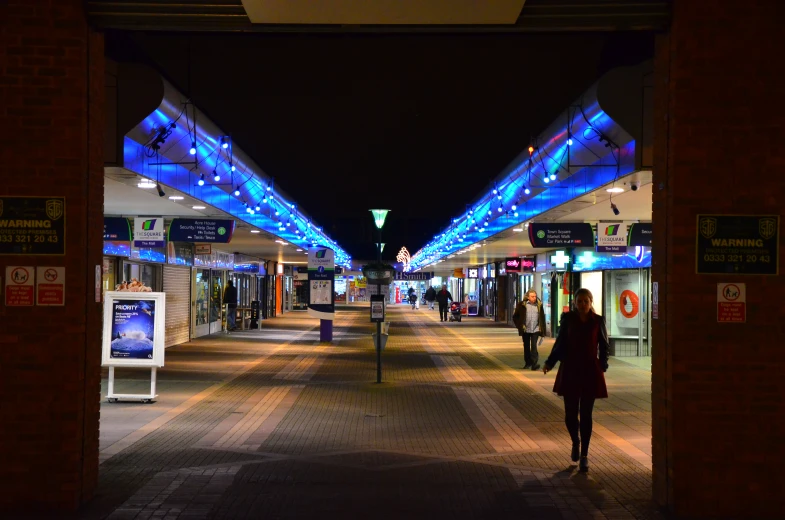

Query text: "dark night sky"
[106, 30, 654, 261]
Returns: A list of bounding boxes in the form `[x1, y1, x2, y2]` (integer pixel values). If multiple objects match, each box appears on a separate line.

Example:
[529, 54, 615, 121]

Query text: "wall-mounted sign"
[370, 294, 385, 323]
[308, 247, 335, 320]
[167, 218, 235, 243]
[550, 250, 571, 269]
[696, 215, 779, 275]
[627, 223, 652, 247]
[717, 282, 745, 323]
[597, 221, 628, 253]
[528, 222, 594, 248]
[101, 291, 166, 367]
[5, 265, 34, 306]
[505, 257, 521, 272]
[521, 256, 536, 273]
[104, 217, 131, 241]
[394, 271, 434, 280]
[0, 196, 65, 255]
[133, 217, 165, 248]
[195, 244, 212, 255]
[467, 268, 479, 279]
[36, 266, 64, 306]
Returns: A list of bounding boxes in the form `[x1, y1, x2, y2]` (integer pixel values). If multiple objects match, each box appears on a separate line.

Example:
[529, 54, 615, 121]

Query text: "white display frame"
[102, 291, 166, 368]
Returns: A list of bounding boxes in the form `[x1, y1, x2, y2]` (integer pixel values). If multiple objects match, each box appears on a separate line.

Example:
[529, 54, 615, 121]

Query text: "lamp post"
[370, 209, 389, 384]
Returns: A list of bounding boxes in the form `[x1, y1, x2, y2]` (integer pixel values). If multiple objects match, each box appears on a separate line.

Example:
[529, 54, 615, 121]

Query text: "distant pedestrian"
[223, 280, 238, 331]
[435, 285, 452, 322]
[424, 286, 436, 310]
[512, 289, 546, 371]
[542, 288, 609, 473]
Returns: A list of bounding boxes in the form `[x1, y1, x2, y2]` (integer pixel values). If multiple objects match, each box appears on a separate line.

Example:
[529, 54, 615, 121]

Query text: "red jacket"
[545, 311, 609, 399]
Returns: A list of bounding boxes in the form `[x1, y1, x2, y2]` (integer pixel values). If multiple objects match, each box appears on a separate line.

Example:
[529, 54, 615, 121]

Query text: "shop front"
[192, 249, 235, 338]
[572, 247, 652, 357]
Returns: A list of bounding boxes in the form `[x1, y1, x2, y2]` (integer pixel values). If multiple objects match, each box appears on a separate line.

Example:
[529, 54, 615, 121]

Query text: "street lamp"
[369, 209, 390, 383]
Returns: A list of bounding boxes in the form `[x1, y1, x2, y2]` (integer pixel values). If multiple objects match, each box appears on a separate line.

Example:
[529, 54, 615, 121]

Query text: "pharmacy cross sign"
[550, 250, 570, 269]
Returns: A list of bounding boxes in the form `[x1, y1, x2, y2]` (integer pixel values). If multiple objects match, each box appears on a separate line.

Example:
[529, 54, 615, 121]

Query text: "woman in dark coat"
[543, 288, 609, 472]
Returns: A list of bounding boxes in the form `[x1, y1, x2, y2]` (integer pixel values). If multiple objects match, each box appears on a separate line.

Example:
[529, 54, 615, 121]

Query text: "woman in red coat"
[543, 288, 609, 473]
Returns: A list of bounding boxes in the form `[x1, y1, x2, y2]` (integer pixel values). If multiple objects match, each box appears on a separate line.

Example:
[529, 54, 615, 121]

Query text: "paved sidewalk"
[72, 304, 662, 519]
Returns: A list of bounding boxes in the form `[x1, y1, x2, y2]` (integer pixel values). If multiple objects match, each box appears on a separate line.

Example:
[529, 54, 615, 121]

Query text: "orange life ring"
[619, 290, 639, 318]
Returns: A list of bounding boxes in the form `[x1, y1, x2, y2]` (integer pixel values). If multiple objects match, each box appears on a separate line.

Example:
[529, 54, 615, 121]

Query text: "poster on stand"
[101, 291, 166, 367]
[307, 246, 335, 320]
[609, 271, 640, 336]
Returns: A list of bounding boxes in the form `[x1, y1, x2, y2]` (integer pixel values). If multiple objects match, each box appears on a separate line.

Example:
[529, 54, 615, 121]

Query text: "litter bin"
[250, 300, 260, 329]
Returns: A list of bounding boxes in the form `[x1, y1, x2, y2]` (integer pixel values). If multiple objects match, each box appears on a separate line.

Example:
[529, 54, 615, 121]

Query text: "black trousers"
[522, 332, 540, 366]
[563, 396, 596, 456]
[438, 303, 448, 321]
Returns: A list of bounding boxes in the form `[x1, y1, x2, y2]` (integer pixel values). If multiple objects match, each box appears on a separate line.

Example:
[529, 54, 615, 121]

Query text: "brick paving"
[67, 304, 666, 519]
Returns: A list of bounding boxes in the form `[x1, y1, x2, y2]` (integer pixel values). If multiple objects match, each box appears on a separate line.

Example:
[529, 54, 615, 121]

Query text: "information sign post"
[308, 247, 335, 342]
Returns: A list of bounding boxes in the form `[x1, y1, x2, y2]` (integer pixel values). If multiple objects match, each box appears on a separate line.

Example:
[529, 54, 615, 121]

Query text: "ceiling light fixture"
[250, 230, 260, 233]
[192, 205, 206, 210]
[606, 187, 624, 193]
[168, 196, 184, 200]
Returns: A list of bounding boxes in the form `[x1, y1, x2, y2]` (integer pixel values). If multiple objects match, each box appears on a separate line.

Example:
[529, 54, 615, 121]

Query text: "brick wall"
[0, 0, 104, 512]
[652, 1, 785, 517]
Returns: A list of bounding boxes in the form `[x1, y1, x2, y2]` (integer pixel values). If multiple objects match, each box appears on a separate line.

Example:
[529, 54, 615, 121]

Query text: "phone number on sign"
[703, 254, 771, 263]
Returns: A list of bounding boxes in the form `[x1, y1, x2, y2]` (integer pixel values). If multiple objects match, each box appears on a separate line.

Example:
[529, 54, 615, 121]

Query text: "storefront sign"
[195, 244, 212, 255]
[233, 262, 260, 274]
[308, 247, 335, 319]
[101, 291, 166, 367]
[597, 221, 628, 253]
[627, 223, 653, 246]
[550, 250, 571, 269]
[370, 294, 385, 323]
[505, 258, 521, 272]
[36, 266, 64, 306]
[467, 268, 479, 279]
[528, 222, 594, 248]
[394, 271, 434, 280]
[0, 196, 65, 255]
[5, 265, 34, 306]
[717, 282, 745, 323]
[453, 268, 465, 278]
[133, 217, 165, 248]
[167, 218, 235, 243]
[521, 256, 536, 273]
[696, 215, 779, 275]
[104, 217, 131, 241]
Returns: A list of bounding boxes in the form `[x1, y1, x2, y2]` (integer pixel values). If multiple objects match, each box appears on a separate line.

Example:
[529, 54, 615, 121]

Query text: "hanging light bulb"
[266, 183, 271, 192]
[567, 138, 573, 146]
[230, 163, 236, 172]
[189, 142, 196, 155]
[255, 202, 261, 211]
[511, 201, 518, 211]
[497, 193, 502, 200]
[275, 209, 279, 216]
[197, 173, 205, 186]
[497, 204, 503, 213]
[213, 170, 220, 182]
[550, 173, 557, 181]
[234, 186, 240, 196]
[286, 220, 291, 227]
[262, 196, 268, 204]
[544, 177, 550, 184]
[524, 186, 531, 195]
[221, 137, 228, 149]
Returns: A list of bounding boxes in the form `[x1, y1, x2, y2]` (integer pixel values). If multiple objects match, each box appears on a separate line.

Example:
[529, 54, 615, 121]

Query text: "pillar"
[652, 1, 785, 517]
[0, 0, 104, 512]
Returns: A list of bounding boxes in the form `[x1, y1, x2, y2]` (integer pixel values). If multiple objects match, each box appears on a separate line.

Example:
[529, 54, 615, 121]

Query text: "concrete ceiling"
[419, 171, 653, 275]
[241, 0, 526, 25]
[104, 170, 312, 266]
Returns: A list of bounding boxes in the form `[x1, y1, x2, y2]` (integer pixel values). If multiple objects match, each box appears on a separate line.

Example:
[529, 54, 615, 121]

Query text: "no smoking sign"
[717, 283, 746, 323]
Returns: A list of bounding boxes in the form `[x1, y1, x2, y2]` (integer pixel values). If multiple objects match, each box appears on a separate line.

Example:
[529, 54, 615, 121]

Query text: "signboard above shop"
[167, 218, 235, 243]
[133, 217, 165, 248]
[394, 271, 434, 280]
[0, 196, 65, 255]
[104, 217, 131, 241]
[505, 258, 521, 272]
[696, 215, 779, 275]
[597, 221, 628, 253]
[528, 222, 594, 248]
[627, 223, 652, 246]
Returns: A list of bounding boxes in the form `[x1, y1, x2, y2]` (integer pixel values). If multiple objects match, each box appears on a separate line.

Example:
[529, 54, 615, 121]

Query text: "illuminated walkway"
[82, 305, 661, 519]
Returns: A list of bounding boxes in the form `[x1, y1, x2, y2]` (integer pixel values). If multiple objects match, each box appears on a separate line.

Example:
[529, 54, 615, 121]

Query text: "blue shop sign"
[104, 217, 131, 241]
[167, 219, 235, 243]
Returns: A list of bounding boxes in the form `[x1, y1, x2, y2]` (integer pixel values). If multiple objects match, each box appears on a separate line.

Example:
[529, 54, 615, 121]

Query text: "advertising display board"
[101, 291, 166, 367]
[608, 271, 640, 336]
[0, 196, 65, 255]
[308, 247, 335, 319]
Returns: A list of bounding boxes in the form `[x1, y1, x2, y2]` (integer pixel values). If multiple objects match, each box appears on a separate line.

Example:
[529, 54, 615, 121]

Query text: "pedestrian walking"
[223, 279, 238, 331]
[512, 289, 546, 371]
[542, 288, 609, 473]
[424, 285, 436, 310]
[435, 285, 452, 322]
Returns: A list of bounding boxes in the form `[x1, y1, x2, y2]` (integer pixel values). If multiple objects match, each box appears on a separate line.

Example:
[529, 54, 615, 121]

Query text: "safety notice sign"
[717, 283, 746, 323]
[5, 265, 34, 306]
[36, 266, 65, 306]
